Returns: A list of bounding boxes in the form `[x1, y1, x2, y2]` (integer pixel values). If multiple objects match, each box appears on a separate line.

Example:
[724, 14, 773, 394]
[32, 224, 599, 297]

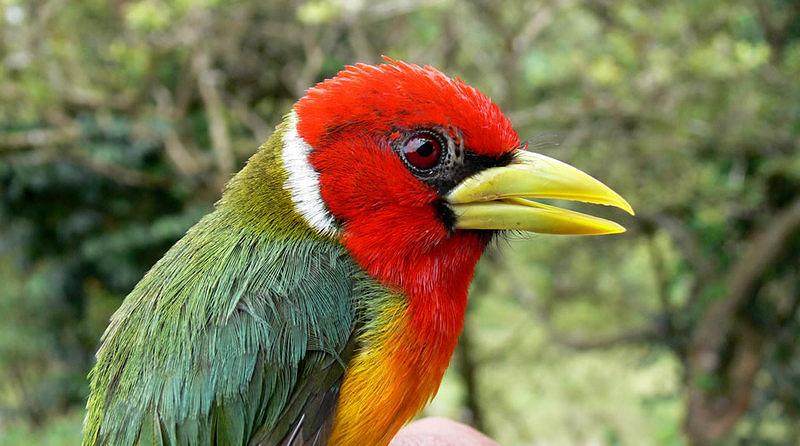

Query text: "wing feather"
[83, 213, 365, 446]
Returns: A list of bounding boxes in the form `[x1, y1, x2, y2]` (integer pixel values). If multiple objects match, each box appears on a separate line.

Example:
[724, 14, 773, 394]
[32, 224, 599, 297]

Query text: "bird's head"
[280, 59, 633, 294]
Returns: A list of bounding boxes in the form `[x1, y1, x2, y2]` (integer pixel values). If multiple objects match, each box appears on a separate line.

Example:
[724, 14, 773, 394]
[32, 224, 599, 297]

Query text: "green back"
[82, 119, 376, 445]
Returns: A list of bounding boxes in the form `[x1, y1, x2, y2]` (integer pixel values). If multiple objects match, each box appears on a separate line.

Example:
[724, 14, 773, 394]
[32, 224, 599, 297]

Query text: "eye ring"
[400, 131, 444, 171]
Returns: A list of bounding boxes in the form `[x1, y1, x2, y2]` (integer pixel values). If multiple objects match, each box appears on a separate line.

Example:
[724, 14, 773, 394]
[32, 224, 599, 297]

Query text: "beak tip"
[621, 199, 635, 216]
[603, 222, 627, 235]
[623, 204, 636, 216]
[610, 194, 635, 216]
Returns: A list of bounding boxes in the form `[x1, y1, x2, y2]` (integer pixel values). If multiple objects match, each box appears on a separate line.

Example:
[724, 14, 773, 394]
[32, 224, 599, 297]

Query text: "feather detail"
[82, 119, 378, 446]
[282, 112, 338, 236]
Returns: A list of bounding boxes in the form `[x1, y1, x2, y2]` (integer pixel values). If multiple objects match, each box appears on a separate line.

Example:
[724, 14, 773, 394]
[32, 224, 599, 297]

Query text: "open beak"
[446, 150, 634, 235]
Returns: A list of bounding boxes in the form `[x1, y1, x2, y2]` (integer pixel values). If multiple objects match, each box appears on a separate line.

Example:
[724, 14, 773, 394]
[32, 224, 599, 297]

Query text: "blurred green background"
[1, 0, 800, 444]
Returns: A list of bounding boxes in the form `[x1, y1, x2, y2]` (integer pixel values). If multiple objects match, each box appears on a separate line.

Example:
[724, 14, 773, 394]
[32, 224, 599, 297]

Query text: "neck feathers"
[219, 113, 336, 239]
[281, 112, 338, 235]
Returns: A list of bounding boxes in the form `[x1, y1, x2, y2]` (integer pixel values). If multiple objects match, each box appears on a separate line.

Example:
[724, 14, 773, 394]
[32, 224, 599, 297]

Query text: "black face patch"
[391, 126, 515, 195]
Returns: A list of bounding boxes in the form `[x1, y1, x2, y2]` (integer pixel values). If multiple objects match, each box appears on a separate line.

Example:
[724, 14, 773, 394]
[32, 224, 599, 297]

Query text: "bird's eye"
[402, 133, 442, 170]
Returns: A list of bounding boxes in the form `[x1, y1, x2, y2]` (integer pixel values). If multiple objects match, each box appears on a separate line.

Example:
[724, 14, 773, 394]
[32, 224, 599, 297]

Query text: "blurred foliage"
[1, 0, 800, 445]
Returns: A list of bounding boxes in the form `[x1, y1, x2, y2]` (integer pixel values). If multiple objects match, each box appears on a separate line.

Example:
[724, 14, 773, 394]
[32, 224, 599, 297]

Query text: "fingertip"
[390, 417, 499, 446]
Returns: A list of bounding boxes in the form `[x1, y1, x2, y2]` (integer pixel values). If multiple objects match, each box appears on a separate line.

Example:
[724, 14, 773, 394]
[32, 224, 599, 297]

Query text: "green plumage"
[83, 118, 380, 445]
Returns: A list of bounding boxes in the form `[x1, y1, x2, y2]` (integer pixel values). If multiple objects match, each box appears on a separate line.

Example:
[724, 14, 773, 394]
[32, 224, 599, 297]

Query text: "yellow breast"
[328, 297, 457, 446]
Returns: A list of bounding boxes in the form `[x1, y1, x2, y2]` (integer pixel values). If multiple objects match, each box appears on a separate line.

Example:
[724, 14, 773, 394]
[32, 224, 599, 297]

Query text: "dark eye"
[402, 134, 442, 170]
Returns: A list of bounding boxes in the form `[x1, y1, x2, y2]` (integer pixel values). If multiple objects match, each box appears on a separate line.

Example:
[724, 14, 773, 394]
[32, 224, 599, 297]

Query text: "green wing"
[83, 210, 366, 446]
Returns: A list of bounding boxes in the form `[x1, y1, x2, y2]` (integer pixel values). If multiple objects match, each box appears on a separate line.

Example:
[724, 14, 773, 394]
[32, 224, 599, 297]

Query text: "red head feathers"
[292, 59, 520, 300]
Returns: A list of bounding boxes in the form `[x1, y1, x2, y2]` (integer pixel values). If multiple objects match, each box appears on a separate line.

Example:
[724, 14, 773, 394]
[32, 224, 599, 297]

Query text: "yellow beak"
[446, 150, 634, 235]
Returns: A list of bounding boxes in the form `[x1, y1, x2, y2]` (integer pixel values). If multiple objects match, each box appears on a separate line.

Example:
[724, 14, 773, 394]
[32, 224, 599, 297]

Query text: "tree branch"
[684, 196, 800, 445]
[193, 49, 235, 182]
[0, 126, 81, 152]
[455, 326, 486, 432]
[688, 196, 800, 373]
[553, 324, 663, 351]
[154, 87, 207, 179]
[20, 148, 169, 188]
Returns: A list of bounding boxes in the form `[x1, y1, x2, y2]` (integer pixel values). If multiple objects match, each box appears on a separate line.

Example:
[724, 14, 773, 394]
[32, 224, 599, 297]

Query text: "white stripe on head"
[282, 111, 338, 236]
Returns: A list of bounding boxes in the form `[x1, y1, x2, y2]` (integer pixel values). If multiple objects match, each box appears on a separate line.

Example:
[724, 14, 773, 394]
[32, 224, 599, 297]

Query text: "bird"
[82, 58, 633, 446]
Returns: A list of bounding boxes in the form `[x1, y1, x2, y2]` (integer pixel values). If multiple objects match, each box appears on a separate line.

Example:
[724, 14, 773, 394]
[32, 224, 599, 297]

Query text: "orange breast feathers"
[328, 294, 461, 446]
